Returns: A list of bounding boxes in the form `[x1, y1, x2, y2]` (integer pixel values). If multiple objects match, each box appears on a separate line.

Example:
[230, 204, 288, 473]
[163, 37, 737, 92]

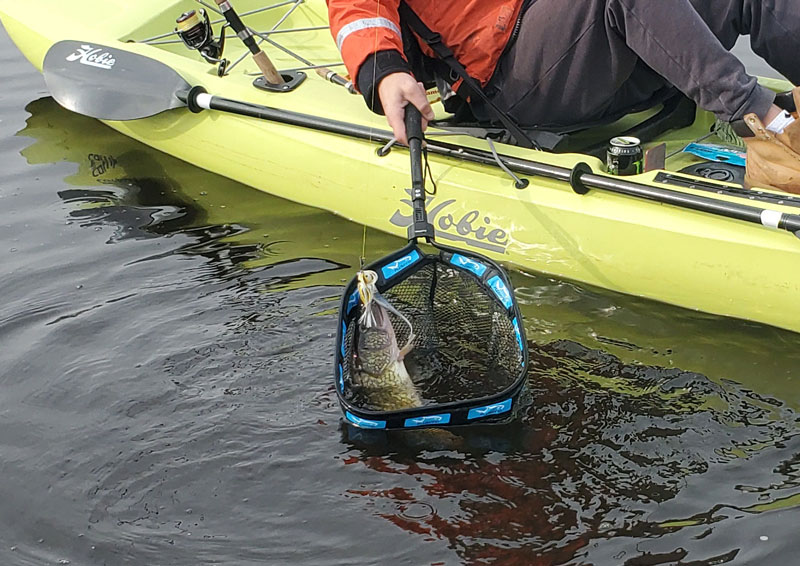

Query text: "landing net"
[335, 243, 528, 430]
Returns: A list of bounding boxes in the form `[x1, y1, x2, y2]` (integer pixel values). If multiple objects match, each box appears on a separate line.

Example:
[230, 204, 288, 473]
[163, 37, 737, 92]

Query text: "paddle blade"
[43, 40, 191, 121]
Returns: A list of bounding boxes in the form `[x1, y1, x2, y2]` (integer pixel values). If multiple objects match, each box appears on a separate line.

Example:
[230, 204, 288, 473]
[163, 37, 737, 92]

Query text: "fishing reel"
[175, 9, 229, 76]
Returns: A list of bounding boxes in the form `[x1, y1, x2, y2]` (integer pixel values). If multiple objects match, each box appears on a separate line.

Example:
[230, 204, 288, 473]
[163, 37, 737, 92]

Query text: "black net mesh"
[342, 260, 524, 411]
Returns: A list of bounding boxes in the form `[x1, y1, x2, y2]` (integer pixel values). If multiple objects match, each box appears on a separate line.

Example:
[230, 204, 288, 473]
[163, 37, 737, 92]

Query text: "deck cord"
[486, 139, 528, 188]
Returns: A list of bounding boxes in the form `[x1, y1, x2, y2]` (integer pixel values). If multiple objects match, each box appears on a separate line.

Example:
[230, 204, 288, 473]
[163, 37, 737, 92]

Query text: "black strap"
[398, 2, 538, 150]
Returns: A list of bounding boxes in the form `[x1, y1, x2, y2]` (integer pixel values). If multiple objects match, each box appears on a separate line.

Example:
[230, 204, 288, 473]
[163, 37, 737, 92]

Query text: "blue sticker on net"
[346, 412, 387, 429]
[488, 276, 514, 310]
[381, 249, 421, 280]
[513, 317, 525, 364]
[338, 364, 344, 393]
[468, 398, 513, 420]
[450, 253, 488, 278]
[404, 413, 451, 428]
[346, 290, 360, 315]
[340, 321, 347, 358]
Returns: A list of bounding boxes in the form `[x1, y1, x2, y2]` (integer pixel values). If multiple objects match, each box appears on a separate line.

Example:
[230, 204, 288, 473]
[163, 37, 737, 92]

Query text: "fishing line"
[358, 0, 383, 271]
[360, 224, 368, 269]
[665, 131, 713, 160]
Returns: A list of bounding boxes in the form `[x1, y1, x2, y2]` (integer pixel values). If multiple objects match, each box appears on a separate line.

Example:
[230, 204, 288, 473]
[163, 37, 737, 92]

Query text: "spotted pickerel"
[351, 270, 421, 411]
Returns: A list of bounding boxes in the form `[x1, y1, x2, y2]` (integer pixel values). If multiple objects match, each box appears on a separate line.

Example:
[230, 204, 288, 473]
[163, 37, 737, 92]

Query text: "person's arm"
[327, 0, 434, 143]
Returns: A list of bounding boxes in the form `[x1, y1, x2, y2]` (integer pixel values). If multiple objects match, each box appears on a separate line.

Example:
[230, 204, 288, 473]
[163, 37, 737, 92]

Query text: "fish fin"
[397, 333, 416, 360]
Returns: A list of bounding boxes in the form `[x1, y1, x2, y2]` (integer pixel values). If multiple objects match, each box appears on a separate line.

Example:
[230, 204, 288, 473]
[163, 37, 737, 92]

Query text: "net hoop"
[334, 241, 528, 430]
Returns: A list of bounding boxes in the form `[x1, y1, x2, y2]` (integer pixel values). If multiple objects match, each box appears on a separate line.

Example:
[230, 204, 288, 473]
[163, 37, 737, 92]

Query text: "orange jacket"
[327, 0, 524, 90]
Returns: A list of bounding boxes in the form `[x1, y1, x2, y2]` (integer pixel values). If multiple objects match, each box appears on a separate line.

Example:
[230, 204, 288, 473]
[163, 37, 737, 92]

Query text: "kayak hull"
[2, 0, 799, 333]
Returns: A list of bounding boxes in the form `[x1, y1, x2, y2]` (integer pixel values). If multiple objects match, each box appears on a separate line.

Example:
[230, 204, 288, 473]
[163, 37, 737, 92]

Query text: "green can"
[607, 136, 644, 176]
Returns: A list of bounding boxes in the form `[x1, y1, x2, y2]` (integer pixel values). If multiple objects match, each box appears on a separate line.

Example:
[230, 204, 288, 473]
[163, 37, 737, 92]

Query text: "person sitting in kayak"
[327, 0, 800, 193]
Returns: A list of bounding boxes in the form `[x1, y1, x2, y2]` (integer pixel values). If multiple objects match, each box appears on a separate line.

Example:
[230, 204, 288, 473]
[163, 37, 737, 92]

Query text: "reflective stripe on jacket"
[327, 0, 524, 91]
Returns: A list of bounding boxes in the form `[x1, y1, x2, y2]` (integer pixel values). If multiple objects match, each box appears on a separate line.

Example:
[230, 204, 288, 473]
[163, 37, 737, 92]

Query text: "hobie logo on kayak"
[66, 45, 117, 70]
[390, 191, 509, 254]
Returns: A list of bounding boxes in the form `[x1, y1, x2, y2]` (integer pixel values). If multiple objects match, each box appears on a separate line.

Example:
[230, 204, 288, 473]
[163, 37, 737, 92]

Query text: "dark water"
[2, 24, 800, 565]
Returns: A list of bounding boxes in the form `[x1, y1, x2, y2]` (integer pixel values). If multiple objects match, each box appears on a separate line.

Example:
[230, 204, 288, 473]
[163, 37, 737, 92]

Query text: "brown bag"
[743, 87, 800, 194]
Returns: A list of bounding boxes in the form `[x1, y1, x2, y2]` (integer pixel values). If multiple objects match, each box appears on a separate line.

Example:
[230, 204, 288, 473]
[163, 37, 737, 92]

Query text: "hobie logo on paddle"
[66, 45, 117, 70]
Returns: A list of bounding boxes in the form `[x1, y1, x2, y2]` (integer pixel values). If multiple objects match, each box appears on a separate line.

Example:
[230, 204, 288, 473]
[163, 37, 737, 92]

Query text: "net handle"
[405, 106, 435, 242]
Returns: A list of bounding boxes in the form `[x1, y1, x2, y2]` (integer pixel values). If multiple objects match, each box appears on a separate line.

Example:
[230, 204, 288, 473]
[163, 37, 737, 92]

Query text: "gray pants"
[488, 0, 797, 127]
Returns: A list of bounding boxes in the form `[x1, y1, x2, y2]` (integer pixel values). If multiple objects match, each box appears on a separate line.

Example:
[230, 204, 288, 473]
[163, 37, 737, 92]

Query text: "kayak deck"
[1, 0, 799, 334]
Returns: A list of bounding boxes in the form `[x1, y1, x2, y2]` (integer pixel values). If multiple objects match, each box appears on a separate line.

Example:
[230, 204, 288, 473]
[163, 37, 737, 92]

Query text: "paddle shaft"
[183, 88, 800, 238]
[214, 0, 283, 85]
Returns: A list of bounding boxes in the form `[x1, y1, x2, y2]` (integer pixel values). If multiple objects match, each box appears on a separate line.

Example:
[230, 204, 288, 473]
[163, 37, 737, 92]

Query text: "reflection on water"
[18, 97, 366, 288]
[60, 159, 278, 277]
[344, 340, 800, 564]
[1, 38, 800, 566]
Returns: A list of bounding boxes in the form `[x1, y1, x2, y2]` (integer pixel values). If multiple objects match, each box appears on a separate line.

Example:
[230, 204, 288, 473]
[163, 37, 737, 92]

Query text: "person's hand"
[377, 72, 435, 145]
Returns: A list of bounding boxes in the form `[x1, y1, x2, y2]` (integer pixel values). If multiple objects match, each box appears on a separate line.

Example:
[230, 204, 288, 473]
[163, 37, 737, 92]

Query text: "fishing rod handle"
[315, 67, 356, 94]
[214, 0, 284, 85]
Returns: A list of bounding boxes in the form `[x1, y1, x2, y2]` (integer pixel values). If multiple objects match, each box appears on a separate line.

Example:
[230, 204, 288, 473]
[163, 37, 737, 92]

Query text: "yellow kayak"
[2, 0, 799, 333]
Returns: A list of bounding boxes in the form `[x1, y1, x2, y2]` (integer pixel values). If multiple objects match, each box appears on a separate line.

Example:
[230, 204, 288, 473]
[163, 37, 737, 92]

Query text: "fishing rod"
[42, 39, 800, 239]
[213, 0, 284, 85]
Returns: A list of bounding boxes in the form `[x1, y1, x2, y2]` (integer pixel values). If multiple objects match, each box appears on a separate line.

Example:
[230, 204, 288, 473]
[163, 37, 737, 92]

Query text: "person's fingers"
[384, 100, 408, 145]
[378, 73, 416, 144]
[413, 81, 436, 122]
[378, 72, 437, 144]
[398, 81, 433, 141]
